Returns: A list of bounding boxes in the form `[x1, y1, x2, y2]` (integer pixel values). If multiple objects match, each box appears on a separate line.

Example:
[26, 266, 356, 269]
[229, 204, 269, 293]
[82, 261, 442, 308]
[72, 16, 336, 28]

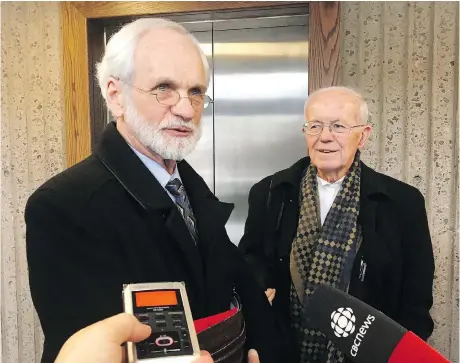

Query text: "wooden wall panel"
[74, 1, 291, 19]
[62, 2, 91, 167]
[308, 1, 340, 92]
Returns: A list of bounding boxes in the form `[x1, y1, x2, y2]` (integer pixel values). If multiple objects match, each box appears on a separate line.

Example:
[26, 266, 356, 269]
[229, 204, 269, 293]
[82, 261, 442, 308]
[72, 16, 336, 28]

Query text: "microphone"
[304, 284, 449, 363]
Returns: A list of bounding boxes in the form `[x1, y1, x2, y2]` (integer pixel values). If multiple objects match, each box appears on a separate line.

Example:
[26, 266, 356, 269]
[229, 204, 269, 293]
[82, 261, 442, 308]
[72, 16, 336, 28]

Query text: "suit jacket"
[26, 122, 280, 363]
[239, 157, 435, 362]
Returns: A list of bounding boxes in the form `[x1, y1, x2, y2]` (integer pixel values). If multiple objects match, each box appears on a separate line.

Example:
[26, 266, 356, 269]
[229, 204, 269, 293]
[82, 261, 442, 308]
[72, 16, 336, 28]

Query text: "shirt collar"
[129, 146, 181, 188]
[317, 175, 345, 187]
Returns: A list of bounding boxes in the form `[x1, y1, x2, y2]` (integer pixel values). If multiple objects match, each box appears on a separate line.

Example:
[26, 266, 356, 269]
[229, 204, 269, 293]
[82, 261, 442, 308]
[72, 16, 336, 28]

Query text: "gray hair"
[304, 86, 369, 124]
[95, 18, 210, 104]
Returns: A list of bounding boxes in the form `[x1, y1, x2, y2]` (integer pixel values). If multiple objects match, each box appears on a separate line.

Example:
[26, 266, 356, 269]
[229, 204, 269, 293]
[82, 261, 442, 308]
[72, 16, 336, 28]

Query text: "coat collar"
[270, 155, 391, 200]
[94, 122, 231, 213]
[94, 122, 174, 211]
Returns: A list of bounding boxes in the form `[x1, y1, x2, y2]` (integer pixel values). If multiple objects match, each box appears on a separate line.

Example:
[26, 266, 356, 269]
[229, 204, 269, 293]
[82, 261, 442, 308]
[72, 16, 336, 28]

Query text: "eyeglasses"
[303, 120, 367, 136]
[120, 80, 213, 110]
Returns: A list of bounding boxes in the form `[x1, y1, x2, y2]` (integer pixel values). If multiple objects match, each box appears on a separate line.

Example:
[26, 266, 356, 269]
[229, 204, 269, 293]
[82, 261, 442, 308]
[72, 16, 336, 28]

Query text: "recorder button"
[137, 314, 149, 324]
[156, 320, 167, 328]
[155, 336, 174, 347]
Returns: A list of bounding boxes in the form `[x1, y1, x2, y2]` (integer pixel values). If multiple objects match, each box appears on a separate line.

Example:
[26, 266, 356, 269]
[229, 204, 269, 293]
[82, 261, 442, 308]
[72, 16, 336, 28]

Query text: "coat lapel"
[271, 157, 309, 258]
[177, 161, 234, 255]
[357, 163, 392, 285]
[95, 122, 173, 212]
[164, 206, 206, 295]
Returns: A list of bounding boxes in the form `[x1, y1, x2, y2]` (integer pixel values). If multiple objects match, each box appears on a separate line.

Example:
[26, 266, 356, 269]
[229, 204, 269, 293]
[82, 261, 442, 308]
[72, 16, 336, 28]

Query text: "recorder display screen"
[135, 290, 178, 308]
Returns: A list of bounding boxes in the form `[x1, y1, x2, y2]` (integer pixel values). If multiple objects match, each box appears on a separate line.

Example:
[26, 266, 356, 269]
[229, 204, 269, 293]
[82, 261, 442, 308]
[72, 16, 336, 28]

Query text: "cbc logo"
[331, 307, 356, 338]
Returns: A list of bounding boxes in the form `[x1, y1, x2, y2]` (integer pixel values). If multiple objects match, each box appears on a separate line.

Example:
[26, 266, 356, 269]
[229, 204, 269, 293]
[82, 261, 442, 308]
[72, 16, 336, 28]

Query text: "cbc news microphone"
[304, 284, 450, 363]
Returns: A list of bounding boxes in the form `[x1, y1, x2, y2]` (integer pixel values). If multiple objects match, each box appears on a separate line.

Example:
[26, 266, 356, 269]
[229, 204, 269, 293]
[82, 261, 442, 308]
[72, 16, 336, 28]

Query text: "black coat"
[239, 157, 435, 362]
[26, 122, 280, 363]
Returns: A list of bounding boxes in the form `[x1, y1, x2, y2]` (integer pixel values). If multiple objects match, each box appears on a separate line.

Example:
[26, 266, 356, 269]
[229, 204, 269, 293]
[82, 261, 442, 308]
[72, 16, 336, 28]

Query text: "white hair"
[95, 18, 210, 104]
[304, 86, 369, 124]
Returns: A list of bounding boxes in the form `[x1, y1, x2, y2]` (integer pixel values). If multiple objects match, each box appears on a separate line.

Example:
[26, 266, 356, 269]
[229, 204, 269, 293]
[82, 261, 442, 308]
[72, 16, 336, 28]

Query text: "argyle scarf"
[290, 152, 362, 363]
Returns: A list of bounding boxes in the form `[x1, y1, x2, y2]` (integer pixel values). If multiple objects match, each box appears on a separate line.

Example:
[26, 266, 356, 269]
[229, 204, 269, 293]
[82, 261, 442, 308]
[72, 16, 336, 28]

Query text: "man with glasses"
[25, 18, 279, 363]
[239, 86, 435, 363]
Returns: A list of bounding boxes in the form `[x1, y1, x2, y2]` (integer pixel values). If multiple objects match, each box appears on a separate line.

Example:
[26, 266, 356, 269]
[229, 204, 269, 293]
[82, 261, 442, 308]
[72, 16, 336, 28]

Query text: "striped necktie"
[165, 178, 198, 244]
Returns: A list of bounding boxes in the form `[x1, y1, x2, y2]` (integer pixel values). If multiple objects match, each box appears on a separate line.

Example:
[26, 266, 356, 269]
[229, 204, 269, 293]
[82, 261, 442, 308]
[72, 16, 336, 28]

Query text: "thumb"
[198, 351, 214, 362]
[248, 349, 260, 363]
[93, 313, 151, 344]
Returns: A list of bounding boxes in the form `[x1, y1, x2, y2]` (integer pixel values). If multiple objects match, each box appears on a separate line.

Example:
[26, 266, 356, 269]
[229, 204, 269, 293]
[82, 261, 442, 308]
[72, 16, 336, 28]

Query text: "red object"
[194, 308, 238, 334]
[388, 331, 450, 363]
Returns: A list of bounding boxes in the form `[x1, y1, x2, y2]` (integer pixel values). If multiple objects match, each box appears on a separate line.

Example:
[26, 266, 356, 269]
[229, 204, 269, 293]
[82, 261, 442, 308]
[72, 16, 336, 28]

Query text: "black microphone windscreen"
[304, 284, 406, 363]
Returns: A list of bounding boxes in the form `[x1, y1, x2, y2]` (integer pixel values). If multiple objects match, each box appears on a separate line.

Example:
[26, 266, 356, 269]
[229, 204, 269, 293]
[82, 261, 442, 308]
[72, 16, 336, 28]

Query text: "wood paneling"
[308, 1, 340, 92]
[73, 1, 291, 19]
[62, 2, 91, 167]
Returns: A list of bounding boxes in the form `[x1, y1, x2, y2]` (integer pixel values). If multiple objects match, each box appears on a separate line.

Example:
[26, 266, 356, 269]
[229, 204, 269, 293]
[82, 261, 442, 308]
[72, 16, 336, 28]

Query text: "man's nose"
[170, 97, 195, 121]
[319, 124, 334, 141]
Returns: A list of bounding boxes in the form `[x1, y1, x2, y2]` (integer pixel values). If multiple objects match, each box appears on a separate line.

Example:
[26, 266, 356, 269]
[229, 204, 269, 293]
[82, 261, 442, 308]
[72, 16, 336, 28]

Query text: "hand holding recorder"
[55, 281, 262, 363]
[53, 312, 213, 363]
[54, 312, 260, 363]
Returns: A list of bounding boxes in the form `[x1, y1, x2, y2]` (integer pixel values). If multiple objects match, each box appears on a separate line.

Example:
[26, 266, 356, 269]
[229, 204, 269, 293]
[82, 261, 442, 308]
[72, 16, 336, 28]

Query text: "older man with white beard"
[25, 18, 279, 363]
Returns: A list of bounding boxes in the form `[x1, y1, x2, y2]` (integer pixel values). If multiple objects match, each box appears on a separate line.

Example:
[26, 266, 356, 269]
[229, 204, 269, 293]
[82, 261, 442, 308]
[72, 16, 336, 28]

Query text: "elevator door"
[105, 8, 308, 244]
[212, 16, 308, 244]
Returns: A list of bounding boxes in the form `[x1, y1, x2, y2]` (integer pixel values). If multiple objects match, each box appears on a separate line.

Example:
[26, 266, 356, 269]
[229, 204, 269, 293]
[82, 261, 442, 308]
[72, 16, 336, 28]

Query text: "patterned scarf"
[290, 152, 362, 363]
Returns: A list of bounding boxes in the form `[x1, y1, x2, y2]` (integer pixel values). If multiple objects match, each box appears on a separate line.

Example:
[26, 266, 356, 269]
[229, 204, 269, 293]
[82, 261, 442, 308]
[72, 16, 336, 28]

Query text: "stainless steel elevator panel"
[181, 27, 215, 192]
[213, 17, 308, 244]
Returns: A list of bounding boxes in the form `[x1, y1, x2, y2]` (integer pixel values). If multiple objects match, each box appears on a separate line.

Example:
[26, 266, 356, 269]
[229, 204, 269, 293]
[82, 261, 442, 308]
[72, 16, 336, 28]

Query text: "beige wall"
[0, 1, 458, 363]
[1, 2, 65, 362]
[341, 2, 459, 361]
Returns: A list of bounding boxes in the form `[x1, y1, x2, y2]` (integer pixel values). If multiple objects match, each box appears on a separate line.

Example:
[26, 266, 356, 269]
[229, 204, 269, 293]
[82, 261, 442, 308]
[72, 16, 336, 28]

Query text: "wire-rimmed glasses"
[303, 120, 367, 136]
[120, 80, 213, 109]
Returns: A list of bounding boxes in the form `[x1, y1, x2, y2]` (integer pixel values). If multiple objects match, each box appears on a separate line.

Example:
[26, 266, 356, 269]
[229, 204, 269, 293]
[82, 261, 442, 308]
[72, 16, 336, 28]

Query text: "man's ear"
[358, 124, 372, 149]
[106, 77, 125, 118]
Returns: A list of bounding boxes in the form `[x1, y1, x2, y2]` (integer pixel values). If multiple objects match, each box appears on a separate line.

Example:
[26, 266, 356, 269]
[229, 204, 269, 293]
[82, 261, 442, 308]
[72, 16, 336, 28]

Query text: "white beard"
[123, 97, 202, 161]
